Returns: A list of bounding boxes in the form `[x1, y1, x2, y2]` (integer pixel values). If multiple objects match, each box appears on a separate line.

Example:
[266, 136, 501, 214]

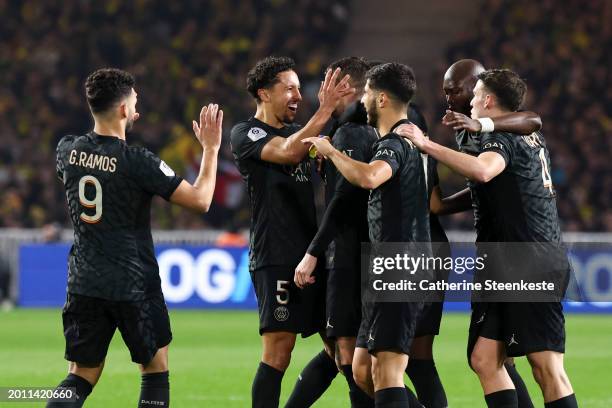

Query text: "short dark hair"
[365, 62, 416, 104]
[365, 59, 386, 69]
[327, 56, 369, 89]
[246, 56, 296, 101]
[85, 68, 135, 114]
[477, 69, 527, 111]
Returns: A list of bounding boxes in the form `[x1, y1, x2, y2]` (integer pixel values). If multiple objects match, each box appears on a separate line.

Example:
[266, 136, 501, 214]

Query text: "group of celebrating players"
[48, 55, 578, 408]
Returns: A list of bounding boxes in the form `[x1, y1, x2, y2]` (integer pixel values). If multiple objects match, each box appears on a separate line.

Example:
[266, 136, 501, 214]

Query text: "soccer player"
[230, 56, 353, 408]
[48, 68, 223, 407]
[289, 56, 377, 408]
[304, 62, 430, 408]
[437, 58, 542, 408]
[400, 68, 577, 408]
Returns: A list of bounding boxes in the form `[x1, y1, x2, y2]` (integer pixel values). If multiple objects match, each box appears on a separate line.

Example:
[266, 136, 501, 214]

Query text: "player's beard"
[125, 113, 136, 133]
[366, 99, 378, 128]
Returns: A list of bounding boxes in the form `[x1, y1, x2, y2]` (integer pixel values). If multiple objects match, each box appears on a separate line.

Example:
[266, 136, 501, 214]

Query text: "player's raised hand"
[395, 123, 427, 150]
[318, 67, 355, 111]
[192, 103, 223, 150]
[302, 136, 334, 158]
[442, 110, 482, 132]
[294, 253, 317, 289]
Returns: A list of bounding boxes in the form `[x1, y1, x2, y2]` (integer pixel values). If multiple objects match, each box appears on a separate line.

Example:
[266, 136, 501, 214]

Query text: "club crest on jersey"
[247, 127, 267, 142]
[159, 160, 175, 177]
[274, 306, 289, 322]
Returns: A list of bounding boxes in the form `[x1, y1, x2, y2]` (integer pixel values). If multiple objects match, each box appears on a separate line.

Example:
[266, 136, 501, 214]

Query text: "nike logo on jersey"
[326, 318, 334, 329]
[508, 334, 519, 346]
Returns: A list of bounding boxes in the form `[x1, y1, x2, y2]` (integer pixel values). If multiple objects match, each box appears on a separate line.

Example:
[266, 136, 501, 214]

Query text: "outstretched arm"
[397, 124, 506, 183]
[443, 110, 541, 135]
[170, 104, 222, 213]
[303, 137, 392, 190]
[430, 186, 472, 215]
[260, 68, 355, 165]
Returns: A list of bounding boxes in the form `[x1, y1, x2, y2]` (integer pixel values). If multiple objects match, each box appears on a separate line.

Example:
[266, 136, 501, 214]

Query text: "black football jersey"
[368, 119, 430, 243]
[455, 129, 492, 241]
[308, 102, 378, 269]
[230, 118, 317, 270]
[479, 131, 562, 242]
[426, 156, 449, 243]
[56, 132, 183, 301]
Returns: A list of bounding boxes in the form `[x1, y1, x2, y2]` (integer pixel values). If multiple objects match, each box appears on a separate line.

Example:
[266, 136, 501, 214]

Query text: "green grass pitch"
[0, 309, 610, 407]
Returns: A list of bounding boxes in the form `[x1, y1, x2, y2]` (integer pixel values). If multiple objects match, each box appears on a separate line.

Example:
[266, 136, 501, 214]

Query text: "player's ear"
[257, 88, 270, 103]
[118, 101, 128, 119]
[484, 93, 493, 110]
[377, 92, 385, 108]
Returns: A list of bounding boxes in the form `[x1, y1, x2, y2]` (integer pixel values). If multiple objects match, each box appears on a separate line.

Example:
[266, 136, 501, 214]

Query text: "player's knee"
[336, 341, 355, 366]
[71, 362, 103, 386]
[142, 358, 168, 374]
[270, 352, 292, 371]
[141, 346, 168, 373]
[470, 350, 496, 376]
[352, 360, 370, 390]
[529, 358, 564, 388]
[262, 336, 294, 371]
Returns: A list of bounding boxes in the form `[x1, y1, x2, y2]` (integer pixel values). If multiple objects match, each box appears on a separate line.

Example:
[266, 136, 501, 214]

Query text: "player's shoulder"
[335, 122, 376, 143]
[338, 121, 369, 133]
[230, 118, 270, 145]
[57, 133, 86, 149]
[372, 134, 410, 161]
[385, 132, 418, 151]
[230, 118, 256, 135]
[56, 133, 97, 158]
[481, 131, 515, 148]
[125, 144, 157, 162]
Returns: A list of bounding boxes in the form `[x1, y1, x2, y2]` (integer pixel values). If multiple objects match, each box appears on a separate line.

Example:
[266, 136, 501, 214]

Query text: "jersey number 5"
[276, 280, 290, 305]
[78, 175, 103, 223]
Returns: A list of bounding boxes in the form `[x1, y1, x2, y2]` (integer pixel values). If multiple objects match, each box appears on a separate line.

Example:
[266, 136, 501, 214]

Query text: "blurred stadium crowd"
[0, 0, 609, 232]
[433, 0, 612, 232]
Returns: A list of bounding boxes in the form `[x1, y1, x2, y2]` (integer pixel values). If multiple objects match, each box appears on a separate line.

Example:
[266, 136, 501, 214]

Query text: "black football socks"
[252, 362, 284, 408]
[284, 350, 338, 407]
[504, 362, 534, 408]
[545, 394, 578, 408]
[406, 359, 448, 408]
[485, 389, 518, 408]
[46, 373, 92, 408]
[341, 364, 375, 408]
[138, 371, 169, 407]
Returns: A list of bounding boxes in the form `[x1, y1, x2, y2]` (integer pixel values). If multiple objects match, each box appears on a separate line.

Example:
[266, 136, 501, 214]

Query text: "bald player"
[400, 59, 541, 408]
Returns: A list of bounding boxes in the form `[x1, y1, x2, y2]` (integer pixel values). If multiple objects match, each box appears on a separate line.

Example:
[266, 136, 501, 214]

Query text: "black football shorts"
[250, 266, 325, 337]
[356, 301, 424, 355]
[62, 291, 172, 366]
[325, 267, 362, 339]
[467, 301, 566, 364]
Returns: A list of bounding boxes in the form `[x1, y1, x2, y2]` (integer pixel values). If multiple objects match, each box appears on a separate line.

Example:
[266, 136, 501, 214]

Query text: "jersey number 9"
[78, 175, 103, 223]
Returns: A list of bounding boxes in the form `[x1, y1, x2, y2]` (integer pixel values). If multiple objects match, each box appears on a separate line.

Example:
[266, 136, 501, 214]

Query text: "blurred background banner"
[19, 243, 257, 309]
[17, 238, 612, 313]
